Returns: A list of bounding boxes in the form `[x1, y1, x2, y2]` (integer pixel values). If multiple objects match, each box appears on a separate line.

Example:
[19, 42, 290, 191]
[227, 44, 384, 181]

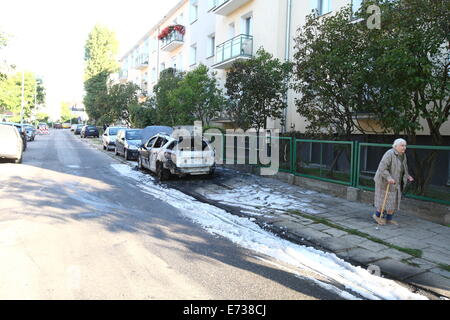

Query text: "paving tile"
[406, 258, 437, 270]
[308, 223, 331, 231]
[387, 236, 430, 250]
[373, 258, 425, 281]
[357, 240, 391, 252]
[342, 248, 388, 265]
[421, 249, 450, 266]
[285, 225, 330, 242]
[322, 228, 348, 238]
[406, 271, 450, 298]
[314, 237, 359, 252]
[430, 267, 450, 280]
[381, 248, 416, 260]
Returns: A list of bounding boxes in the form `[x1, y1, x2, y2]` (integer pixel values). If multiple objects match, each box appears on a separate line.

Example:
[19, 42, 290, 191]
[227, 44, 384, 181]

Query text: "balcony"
[212, 0, 252, 16]
[212, 34, 253, 69]
[160, 26, 185, 52]
[135, 54, 149, 70]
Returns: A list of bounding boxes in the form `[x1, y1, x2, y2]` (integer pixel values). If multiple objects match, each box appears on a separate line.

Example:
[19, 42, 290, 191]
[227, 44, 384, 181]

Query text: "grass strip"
[438, 264, 450, 272]
[289, 210, 423, 258]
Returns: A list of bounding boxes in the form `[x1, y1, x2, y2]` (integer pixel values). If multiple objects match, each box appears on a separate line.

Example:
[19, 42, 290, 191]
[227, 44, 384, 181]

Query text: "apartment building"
[115, 0, 450, 136]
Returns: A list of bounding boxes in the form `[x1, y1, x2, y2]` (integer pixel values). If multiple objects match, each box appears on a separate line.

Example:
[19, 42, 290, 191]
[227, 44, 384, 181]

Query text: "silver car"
[0, 124, 23, 163]
[138, 133, 216, 180]
[102, 126, 126, 151]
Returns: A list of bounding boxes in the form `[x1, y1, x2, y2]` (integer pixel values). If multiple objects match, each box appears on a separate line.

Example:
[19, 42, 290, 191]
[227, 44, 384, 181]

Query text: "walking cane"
[380, 183, 391, 219]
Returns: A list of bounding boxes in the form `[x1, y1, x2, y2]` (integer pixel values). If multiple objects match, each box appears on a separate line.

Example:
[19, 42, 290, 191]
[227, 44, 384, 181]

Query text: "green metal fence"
[203, 132, 450, 205]
[355, 142, 450, 205]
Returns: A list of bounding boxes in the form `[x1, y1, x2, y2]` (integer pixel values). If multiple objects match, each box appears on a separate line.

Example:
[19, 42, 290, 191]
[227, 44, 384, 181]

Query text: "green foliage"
[83, 25, 119, 123]
[292, 5, 372, 138]
[225, 48, 292, 131]
[169, 64, 225, 126]
[0, 71, 42, 120]
[153, 68, 185, 126]
[129, 99, 156, 128]
[60, 101, 74, 122]
[106, 82, 140, 126]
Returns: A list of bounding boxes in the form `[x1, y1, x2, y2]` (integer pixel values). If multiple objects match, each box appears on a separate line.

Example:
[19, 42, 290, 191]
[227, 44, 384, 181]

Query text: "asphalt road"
[0, 129, 344, 300]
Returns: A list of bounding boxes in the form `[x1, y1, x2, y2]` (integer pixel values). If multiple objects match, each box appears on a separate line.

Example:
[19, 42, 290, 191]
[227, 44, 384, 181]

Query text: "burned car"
[137, 132, 215, 180]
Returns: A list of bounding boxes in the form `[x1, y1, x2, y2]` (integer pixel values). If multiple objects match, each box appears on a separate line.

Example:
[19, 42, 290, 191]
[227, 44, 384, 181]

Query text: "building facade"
[114, 0, 450, 136]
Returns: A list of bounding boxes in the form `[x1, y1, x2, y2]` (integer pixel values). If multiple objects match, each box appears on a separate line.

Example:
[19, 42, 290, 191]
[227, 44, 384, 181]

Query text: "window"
[190, 44, 197, 66]
[244, 16, 253, 36]
[207, 0, 216, 11]
[151, 67, 157, 83]
[207, 34, 215, 58]
[146, 137, 157, 148]
[311, 0, 332, 16]
[228, 23, 235, 38]
[190, 0, 198, 23]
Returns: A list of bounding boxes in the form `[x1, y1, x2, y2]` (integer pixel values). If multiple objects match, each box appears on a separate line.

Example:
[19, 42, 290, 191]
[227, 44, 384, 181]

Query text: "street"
[0, 129, 347, 300]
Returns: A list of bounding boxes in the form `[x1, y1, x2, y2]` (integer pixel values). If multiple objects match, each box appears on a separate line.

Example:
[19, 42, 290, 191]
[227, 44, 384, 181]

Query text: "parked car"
[62, 123, 71, 129]
[0, 122, 27, 151]
[74, 124, 84, 135]
[54, 123, 62, 129]
[102, 126, 126, 150]
[138, 133, 216, 180]
[23, 124, 37, 141]
[115, 129, 143, 160]
[80, 125, 99, 138]
[0, 124, 23, 163]
[70, 124, 77, 131]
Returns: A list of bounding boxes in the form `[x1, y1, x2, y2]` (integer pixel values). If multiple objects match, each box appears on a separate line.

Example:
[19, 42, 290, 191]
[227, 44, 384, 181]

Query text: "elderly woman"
[373, 138, 414, 226]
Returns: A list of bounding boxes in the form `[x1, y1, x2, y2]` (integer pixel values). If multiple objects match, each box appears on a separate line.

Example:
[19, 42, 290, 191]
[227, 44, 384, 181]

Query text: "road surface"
[0, 129, 343, 300]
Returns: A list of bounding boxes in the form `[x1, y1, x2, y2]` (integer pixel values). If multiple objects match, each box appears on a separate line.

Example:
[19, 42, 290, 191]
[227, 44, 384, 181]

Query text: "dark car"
[80, 125, 99, 138]
[54, 123, 62, 129]
[74, 124, 84, 135]
[115, 129, 143, 160]
[23, 124, 36, 141]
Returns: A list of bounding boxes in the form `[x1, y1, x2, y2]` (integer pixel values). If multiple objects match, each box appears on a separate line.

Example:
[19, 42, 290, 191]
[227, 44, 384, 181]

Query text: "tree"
[360, 0, 450, 195]
[83, 25, 119, 123]
[153, 68, 185, 126]
[129, 97, 157, 128]
[0, 71, 40, 121]
[225, 48, 292, 132]
[291, 0, 450, 195]
[292, 5, 376, 139]
[106, 82, 140, 126]
[169, 64, 225, 126]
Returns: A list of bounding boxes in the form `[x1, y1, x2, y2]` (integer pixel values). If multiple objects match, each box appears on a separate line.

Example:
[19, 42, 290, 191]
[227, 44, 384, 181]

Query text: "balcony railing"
[135, 54, 149, 70]
[212, 0, 252, 16]
[160, 30, 184, 52]
[213, 34, 253, 69]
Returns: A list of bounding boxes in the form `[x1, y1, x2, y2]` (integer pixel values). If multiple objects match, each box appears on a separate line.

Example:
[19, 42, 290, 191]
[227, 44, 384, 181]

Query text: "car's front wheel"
[156, 162, 170, 181]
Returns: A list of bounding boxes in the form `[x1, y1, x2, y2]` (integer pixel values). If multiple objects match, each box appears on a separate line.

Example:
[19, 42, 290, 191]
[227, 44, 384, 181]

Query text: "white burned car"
[137, 133, 215, 180]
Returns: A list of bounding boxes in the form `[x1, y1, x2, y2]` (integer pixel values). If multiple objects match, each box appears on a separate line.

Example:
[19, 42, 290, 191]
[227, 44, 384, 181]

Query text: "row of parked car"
[99, 125, 216, 181]
[71, 124, 100, 138]
[0, 121, 45, 163]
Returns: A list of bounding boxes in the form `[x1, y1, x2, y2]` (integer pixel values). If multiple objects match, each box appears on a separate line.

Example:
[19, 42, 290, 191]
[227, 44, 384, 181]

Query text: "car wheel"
[14, 157, 22, 164]
[156, 162, 170, 181]
[103, 145, 106, 150]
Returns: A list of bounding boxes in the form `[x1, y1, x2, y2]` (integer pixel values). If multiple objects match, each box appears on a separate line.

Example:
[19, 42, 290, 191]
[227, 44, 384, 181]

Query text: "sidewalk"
[171, 166, 450, 299]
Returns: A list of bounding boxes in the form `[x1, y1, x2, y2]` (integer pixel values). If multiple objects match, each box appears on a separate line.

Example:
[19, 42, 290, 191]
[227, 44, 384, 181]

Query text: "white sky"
[0, 0, 180, 119]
